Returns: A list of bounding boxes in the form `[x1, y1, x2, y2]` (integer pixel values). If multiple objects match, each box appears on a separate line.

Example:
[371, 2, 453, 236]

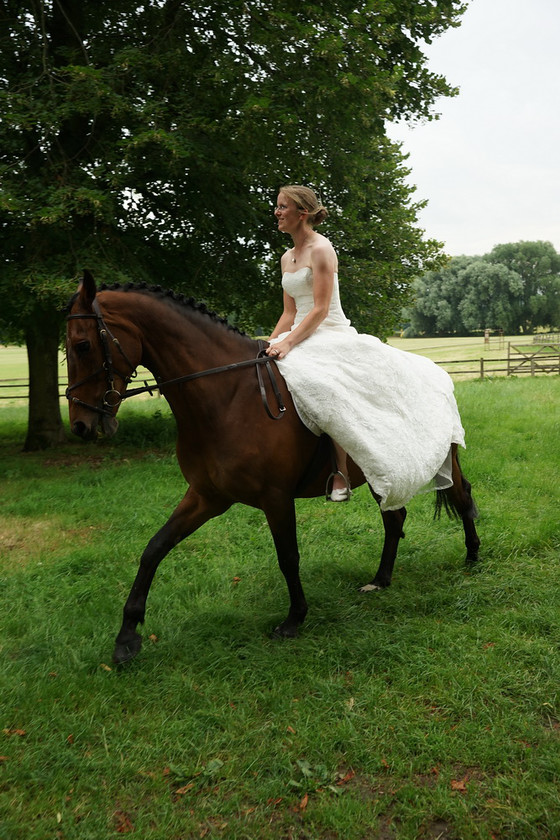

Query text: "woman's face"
[274, 192, 307, 234]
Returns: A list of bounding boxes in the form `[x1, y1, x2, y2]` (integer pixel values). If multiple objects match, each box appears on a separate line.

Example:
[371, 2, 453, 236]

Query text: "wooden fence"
[0, 378, 30, 401]
[1, 343, 559, 400]
[533, 332, 560, 345]
[507, 343, 560, 376]
[431, 343, 560, 379]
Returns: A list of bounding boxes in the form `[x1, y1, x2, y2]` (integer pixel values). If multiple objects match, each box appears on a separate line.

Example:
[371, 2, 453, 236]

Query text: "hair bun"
[312, 207, 328, 225]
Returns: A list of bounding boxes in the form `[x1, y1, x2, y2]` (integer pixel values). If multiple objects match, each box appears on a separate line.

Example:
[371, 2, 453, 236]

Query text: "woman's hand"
[266, 338, 292, 360]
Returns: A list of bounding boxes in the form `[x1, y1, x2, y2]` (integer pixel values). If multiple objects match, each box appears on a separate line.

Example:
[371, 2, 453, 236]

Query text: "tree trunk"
[23, 310, 67, 451]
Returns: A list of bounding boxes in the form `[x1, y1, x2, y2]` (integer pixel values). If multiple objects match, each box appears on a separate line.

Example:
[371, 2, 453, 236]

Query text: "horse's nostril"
[72, 420, 88, 438]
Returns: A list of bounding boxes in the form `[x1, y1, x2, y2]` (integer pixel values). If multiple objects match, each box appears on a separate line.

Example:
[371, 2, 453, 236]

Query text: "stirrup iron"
[325, 470, 352, 502]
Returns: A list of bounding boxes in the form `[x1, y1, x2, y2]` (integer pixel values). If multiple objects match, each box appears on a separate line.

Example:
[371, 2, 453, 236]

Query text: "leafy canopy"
[1, 0, 467, 340]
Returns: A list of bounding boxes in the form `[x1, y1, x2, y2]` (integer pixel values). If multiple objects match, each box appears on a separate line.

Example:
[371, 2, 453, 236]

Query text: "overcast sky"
[387, 0, 560, 256]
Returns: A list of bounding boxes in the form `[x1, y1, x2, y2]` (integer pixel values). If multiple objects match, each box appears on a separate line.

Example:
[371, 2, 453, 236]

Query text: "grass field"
[1, 368, 559, 838]
[0, 333, 552, 403]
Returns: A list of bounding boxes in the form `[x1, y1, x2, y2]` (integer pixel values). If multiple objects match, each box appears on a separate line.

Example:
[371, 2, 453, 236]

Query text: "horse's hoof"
[113, 633, 143, 665]
[359, 581, 387, 593]
[270, 622, 298, 639]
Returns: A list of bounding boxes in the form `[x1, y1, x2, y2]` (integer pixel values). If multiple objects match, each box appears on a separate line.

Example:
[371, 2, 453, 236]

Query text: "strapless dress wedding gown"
[269, 267, 465, 510]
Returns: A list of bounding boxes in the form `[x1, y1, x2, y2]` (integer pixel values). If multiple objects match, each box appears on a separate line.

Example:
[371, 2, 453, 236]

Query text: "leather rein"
[66, 300, 287, 422]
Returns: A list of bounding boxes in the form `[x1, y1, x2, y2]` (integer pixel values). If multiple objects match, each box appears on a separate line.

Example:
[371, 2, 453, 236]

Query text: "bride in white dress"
[265, 185, 465, 511]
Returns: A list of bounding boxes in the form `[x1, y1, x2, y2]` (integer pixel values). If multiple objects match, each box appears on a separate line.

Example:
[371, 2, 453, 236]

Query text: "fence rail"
[533, 332, 560, 344]
[507, 343, 560, 375]
[432, 354, 560, 379]
[0, 378, 70, 401]
[1, 345, 559, 400]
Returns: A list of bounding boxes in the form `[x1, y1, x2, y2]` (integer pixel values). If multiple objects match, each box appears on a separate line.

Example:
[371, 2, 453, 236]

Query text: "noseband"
[66, 299, 137, 418]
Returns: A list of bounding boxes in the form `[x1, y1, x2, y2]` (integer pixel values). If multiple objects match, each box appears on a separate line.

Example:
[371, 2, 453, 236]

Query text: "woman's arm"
[269, 290, 297, 339]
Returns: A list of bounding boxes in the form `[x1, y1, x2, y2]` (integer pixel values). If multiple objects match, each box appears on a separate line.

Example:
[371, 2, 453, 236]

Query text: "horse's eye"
[75, 340, 91, 355]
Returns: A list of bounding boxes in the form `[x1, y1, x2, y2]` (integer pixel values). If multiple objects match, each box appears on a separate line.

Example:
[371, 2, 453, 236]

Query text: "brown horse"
[66, 271, 480, 664]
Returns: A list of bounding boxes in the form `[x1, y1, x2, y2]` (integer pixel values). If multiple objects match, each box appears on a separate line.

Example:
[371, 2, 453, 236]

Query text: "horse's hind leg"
[360, 489, 407, 592]
[439, 444, 480, 564]
[113, 489, 231, 664]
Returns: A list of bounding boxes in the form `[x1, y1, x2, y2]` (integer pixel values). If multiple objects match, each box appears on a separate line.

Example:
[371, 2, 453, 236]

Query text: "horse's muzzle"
[102, 415, 119, 437]
[71, 414, 119, 440]
[72, 419, 98, 440]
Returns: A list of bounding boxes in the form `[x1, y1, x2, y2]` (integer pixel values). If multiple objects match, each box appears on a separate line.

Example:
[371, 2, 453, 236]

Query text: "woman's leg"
[331, 440, 350, 496]
[332, 440, 348, 489]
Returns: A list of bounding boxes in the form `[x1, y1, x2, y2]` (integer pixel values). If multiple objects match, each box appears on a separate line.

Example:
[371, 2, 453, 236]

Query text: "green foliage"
[486, 241, 560, 333]
[1, 378, 560, 838]
[0, 0, 466, 331]
[458, 260, 524, 333]
[407, 242, 560, 335]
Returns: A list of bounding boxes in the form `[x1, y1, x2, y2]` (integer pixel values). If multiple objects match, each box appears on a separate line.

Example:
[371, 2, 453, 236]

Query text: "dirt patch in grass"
[0, 515, 99, 572]
[421, 820, 455, 839]
[40, 448, 171, 468]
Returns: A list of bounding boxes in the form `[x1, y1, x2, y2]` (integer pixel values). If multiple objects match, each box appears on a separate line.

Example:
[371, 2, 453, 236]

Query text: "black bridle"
[66, 300, 286, 421]
[66, 299, 137, 418]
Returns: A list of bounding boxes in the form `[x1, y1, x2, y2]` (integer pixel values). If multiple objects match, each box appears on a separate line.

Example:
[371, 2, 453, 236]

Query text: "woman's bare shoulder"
[310, 234, 337, 270]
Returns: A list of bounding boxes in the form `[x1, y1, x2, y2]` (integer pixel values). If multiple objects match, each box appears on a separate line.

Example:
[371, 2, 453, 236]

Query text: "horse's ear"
[79, 269, 97, 310]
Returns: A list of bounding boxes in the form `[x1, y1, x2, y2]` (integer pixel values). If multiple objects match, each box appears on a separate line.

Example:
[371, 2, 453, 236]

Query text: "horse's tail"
[434, 480, 479, 522]
[434, 489, 460, 520]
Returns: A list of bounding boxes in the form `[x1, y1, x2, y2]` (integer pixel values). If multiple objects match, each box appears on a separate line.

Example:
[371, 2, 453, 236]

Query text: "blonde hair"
[280, 184, 328, 226]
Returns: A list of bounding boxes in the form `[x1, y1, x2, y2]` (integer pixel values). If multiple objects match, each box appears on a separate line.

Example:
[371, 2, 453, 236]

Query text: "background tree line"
[404, 240, 560, 336]
[0, 0, 467, 449]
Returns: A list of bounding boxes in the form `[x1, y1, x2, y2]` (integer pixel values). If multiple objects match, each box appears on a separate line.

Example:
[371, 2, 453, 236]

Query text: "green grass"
[1, 378, 560, 839]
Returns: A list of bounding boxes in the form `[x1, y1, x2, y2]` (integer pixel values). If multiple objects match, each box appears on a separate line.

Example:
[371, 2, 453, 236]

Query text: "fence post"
[479, 357, 484, 379]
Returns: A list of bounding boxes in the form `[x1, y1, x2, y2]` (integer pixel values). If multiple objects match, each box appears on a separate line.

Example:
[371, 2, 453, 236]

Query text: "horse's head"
[66, 270, 140, 440]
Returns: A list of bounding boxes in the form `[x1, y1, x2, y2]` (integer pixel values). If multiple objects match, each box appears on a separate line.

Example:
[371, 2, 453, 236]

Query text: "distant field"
[387, 335, 523, 378]
[387, 334, 510, 359]
[0, 333, 555, 404]
[0, 345, 29, 379]
[0, 334, 531, 378]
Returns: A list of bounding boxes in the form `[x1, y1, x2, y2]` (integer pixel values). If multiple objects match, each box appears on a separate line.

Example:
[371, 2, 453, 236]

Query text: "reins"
[66, 304, 286, 421]
[124, 342, 286, 421]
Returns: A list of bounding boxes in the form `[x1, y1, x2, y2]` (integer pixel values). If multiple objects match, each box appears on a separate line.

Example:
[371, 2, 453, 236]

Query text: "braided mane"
[72, 281, 247, 337]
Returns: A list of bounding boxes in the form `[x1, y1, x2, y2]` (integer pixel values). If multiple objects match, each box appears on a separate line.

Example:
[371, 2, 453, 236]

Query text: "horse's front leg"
[264, 497, 308, 638]
[113, 489, 231, 664]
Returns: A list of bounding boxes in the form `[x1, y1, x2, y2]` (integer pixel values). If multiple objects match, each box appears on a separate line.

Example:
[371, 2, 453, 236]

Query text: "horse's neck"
[127, 294, 254, 398]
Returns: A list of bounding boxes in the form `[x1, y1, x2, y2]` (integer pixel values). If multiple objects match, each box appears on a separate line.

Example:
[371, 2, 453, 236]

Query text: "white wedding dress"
[269, 267, 465, 510]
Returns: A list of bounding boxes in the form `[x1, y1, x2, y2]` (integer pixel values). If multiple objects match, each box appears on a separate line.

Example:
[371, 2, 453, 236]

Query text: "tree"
[457, 261, 524, 334]
[405, 256, 475, 334]
[406, 243, 560, 336]
[485, 241, 560, 333]
[0, 0, 467, 448]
